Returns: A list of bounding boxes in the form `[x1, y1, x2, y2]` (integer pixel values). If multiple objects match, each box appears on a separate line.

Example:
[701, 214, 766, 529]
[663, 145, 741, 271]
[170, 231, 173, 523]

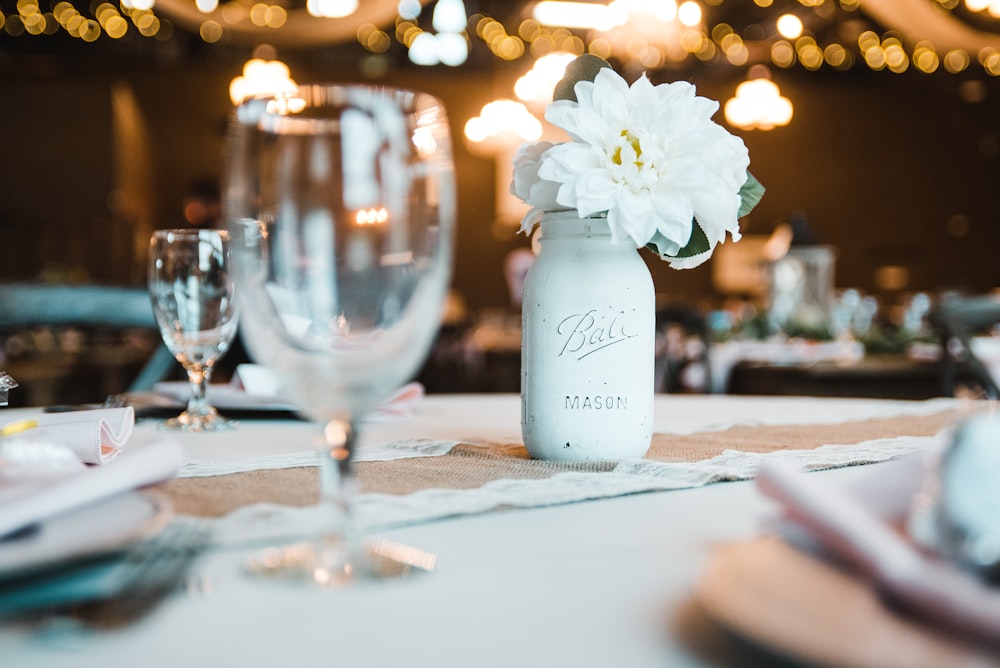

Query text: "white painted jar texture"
[521, 212, 655, 462]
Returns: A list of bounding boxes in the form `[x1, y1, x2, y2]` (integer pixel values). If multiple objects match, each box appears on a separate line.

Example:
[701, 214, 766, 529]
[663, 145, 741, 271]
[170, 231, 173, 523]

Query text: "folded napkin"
[151, 366, 425, 421]
[0, 439, 184, 540]
[371, 381, 425, 420]
[230, 363, 425, 420]
[756, 457, 1000, 645]
[2, 407, 135, 466]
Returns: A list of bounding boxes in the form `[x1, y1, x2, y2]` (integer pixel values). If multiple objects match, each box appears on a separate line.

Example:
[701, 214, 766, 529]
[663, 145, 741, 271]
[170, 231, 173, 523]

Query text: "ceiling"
[5, 0, 1000, 79]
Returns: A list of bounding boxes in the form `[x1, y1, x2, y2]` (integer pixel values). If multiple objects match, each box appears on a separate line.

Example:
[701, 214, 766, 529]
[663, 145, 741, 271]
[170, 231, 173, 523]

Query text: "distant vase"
[520, 211, 655, 462]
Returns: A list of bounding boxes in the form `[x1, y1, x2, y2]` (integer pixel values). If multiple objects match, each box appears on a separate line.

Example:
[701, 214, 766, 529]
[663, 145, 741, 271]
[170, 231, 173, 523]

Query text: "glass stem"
[318, 419, 362, 559]
[185, 366, 214, 419]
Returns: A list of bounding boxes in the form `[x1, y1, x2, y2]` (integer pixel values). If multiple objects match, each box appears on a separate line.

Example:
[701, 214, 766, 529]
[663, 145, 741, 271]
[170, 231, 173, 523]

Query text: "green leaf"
[646, 222, 711, 259]
[737, 171, 765, 218]
[673, 221, 711, 258]
[553, 54, 613, 103]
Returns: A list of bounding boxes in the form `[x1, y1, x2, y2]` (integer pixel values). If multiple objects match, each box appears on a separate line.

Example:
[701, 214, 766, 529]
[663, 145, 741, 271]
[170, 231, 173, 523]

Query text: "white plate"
[0, 490, 172, 583]
[697, 537, 1000, 667]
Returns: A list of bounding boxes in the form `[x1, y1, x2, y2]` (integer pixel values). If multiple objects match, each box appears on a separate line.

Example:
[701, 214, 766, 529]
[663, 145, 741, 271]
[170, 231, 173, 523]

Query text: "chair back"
[654, 304, 712, 393]
[0, 284, 156, 329]
[929, 294, 1000, 399]
[0, 283, 174, 397]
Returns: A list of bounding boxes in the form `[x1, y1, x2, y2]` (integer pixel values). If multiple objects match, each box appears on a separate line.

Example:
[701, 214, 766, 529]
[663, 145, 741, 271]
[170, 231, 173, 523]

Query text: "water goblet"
[225, 83, 455, 584]
[148, 228, 239, 432]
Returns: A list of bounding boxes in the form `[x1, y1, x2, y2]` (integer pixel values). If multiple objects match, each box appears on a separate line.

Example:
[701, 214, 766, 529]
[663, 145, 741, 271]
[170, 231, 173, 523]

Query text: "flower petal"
[519, 208, 545, 236]
[589, 68, 630, 126]
[611, 190, 659, 246]
[574, 170, 618, 217]
[510, 141, 561, 211]
[546, 102, 614, 147]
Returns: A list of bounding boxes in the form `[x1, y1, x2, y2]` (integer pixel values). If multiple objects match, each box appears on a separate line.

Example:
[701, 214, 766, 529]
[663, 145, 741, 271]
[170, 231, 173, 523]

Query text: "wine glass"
[225, 84, 455, 584]
[148, 228, 239, 432]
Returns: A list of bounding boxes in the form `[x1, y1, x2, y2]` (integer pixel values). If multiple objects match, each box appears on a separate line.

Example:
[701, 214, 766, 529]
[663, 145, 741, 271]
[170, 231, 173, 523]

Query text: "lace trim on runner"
[178, 397, 961, 478]
[191, 431, 948, 548]
[179, 438, 461, 478]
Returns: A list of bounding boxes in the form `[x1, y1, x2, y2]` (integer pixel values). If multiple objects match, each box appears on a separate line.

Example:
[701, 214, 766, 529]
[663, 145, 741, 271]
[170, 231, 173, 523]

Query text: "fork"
[102, 394, 129, 409]
[70, 521, 211, 628]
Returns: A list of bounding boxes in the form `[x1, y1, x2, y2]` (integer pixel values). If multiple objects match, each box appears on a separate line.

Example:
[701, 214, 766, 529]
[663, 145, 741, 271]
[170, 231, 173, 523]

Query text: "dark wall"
[647, 67, 1000, 306]
[736, 69, 1000, 295]
[0, 75, 116, 281]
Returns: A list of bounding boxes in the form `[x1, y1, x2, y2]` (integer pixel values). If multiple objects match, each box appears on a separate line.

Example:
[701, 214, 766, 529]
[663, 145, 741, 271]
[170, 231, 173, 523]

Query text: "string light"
[676, 1, 701, 27]
[432, 0, 465, 32]
[776, 13, 803, 39]
[6, 0, 1000, 82]
[397, 0, 420, 20]
[406, 0, 468, 66]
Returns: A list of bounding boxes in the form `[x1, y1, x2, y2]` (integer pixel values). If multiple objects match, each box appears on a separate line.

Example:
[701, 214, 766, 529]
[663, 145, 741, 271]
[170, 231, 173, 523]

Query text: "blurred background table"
[725, 354, 954, 400]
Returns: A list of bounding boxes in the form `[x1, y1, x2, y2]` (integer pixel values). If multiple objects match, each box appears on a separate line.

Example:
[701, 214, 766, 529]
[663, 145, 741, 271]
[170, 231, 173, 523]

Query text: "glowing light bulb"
[432, 0, 466, 33]
[776, 13, 802, 39]
[724, 77, 793, 131]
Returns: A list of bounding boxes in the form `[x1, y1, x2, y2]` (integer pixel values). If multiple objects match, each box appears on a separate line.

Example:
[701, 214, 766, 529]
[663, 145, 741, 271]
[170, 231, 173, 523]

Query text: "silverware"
[102, 394, 129, 409]
[70, 522, 210, 628]
[42, 394, 130, 413]
[0, 372, 16, 407]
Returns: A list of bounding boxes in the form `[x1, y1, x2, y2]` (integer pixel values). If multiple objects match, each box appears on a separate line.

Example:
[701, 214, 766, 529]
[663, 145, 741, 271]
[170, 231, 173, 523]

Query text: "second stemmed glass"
[148, 228, 238, 432]
[225, 84, 455, 584]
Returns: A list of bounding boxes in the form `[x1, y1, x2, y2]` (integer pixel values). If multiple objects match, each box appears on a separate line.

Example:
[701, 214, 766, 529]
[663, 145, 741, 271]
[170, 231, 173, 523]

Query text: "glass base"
[243, 536, 436, 586]
[158, 410, 237, 432]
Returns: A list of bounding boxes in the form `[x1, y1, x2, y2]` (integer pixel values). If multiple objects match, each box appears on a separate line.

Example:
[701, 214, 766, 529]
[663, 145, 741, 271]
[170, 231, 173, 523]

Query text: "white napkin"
[756, 457, 1000, 645]
[230, 363, 425, 420]
[3, 407, 136, 466]
[371, 381, 425, 420]
[0, 438, 184, 539]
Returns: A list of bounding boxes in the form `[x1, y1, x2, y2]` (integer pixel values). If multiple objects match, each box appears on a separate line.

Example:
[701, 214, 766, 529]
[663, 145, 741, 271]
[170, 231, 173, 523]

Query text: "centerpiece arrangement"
[512, 54, 765, 462]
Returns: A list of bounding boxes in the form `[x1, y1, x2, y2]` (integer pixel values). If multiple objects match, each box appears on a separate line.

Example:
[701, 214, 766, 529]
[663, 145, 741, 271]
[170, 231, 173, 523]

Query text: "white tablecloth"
[0, 394, 972, 668]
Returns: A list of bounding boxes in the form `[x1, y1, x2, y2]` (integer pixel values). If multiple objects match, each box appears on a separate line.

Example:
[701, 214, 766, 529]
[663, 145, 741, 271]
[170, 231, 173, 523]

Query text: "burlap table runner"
[159, 410, 957, 518]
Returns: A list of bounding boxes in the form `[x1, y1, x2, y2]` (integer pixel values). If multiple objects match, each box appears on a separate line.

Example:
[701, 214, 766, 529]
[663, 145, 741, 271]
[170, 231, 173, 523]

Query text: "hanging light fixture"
[724, 68, 793, 131]
[229, 58, 298, 105]
[405, 0, 468, 66]
[463, 99, 542, 155]
[306, 0, 358, 19]
[514, 51, 576, 111]
[432, 0, 465, 32]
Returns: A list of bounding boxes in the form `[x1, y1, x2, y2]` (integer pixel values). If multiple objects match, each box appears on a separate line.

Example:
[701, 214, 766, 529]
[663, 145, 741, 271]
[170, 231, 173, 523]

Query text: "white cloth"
[0, 439, 184, 538]
[0, 395, 985, 668]
[5, 407, 136, 465]
[709, 338, 865, 393]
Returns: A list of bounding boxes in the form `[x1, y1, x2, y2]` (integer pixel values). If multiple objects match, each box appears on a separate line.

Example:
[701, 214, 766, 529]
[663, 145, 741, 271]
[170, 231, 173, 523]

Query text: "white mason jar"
[521, 211, 655, 462]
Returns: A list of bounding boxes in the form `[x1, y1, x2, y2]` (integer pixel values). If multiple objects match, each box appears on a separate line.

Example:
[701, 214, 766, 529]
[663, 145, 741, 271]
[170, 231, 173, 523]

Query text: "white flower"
[510, 140, 569, 234]
[510, 140, 559, 208]
[532, 67, 750, 268]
